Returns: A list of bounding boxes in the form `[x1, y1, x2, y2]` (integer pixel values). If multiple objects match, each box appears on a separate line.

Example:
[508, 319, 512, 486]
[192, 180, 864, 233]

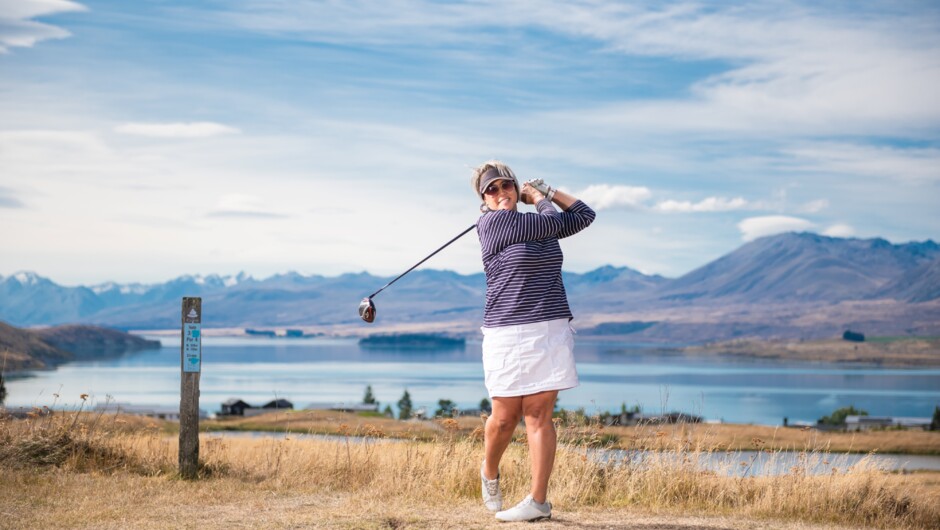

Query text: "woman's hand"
[520, 183, 546, 205]
[525, 178, 554, 199]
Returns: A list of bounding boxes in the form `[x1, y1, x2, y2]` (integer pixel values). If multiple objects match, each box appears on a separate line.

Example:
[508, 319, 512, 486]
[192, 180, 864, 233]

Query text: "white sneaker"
[481, 461, 502, 512]
[495, 494, 552, 522]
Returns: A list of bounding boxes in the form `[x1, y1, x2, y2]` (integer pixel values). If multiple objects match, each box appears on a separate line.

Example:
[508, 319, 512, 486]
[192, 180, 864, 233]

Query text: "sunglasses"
[484, 180, 515, 196]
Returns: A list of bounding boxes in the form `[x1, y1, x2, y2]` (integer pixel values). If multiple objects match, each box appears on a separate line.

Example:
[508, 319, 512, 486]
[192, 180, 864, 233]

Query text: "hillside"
[0, 232, 938, 340]
[0, 321, 71, 371]
[655, 233, 940, 303]
[875, 257, 940, 302]
[0, 322, 159, 372]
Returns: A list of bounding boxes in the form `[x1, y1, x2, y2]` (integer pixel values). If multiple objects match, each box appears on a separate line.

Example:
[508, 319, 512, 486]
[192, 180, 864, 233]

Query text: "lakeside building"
[221, 399, 251, 416]
[845, 415, 932, 431]
[219, 398, 294, 417]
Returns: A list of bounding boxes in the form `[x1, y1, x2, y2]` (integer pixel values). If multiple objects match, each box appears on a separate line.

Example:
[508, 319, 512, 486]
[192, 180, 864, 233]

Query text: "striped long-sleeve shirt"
[477, 199, 596, 328]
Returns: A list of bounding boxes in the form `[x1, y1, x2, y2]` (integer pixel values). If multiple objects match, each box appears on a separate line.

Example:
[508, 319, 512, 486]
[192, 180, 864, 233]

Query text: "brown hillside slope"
[0, 320, 71, 371]
[35, 324, 159, 358]
[0, 321, 160, 372]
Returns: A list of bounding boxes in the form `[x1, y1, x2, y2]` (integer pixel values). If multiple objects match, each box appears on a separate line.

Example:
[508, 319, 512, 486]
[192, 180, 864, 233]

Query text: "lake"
[4, 336, 939, 426]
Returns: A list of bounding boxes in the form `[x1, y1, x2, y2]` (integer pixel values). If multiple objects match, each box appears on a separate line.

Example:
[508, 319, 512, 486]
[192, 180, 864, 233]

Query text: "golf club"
[358, 224, 477, 323]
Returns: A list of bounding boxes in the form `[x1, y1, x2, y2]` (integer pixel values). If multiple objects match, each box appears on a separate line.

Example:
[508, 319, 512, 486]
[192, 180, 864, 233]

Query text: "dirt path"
[0, 469, 865, 530]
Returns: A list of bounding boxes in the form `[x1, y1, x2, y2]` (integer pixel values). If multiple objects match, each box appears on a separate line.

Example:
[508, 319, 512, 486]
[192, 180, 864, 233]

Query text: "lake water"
[5, 336, 939, 427]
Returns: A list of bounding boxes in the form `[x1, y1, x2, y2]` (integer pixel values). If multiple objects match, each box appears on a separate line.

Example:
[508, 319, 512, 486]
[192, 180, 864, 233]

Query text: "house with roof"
[221, 398, 251, 416]
[263, 398, 294, 410]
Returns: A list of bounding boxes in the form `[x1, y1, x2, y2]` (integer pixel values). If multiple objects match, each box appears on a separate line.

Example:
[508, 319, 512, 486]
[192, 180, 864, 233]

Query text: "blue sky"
[1, 0, 938, 285]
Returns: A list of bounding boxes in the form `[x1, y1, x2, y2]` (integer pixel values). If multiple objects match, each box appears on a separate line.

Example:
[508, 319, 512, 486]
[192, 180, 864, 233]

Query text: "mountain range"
[1, 232, 938, 340]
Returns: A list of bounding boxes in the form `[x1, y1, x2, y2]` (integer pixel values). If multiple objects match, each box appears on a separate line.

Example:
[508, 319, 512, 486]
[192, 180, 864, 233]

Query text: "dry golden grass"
[2, 409, 939, 529]
[204, 409, 456, 441]
[605, 422, 940, 455]
[3, 468, 884, 530]
[204, 410, 940, 455]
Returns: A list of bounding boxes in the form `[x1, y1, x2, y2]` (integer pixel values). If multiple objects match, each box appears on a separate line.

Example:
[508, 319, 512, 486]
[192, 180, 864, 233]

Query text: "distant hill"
[0, 321, 72, 371]
[0, 322, 159, 372]
[0, 272, 103, 324]
[33, 325, 161, 359]
[873, 257, 940, 303]
[1, 232, 938, 338]
[654, 233, 940, 303]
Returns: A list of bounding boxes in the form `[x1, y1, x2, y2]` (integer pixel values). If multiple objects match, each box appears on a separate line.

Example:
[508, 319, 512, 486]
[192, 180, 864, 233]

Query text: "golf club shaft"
[368, 224, 477, 299]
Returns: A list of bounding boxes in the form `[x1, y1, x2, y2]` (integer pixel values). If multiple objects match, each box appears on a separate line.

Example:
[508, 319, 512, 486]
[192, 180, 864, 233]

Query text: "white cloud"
[2, 1, 937, 283]
[655, 196, 749, 213]
[572, 184, 651, 211]
[0, 186, 24, 208]
[115, 122, 241, 138]
[823, 223, 855, 238]
[798, 199, 829, 214]
[0, 129, 120, 179]
[205, 2, 940, 137]
[784, 143, 940, 183]
[569, 185, 766, 214]
[738, 215, 814, 242]
[209, 193, 286, 218]
[0, 0, 86, 53]
[552, 3, 940, 136]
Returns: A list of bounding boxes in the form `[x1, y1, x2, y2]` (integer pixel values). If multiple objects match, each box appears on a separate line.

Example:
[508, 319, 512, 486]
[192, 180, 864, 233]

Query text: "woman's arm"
[478, 192, 562, 256]
[552, 189, 596, 239]
[549, 188, 578, 211]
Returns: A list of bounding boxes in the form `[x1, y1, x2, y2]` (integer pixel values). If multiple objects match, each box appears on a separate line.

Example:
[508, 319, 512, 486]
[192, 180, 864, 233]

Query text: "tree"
[363, 385, 377, 405]
[382, 404, 393, 418]
[0, 372, 6, 407]
[435, 399, 457, 418]
[479, 398, 491, 414]
[931, 406, 940, 431]
[842, 330, 865, 342]
[620, 402, 640, 415]
[818, 405, 868, 425]
[397, 390, 413, 420]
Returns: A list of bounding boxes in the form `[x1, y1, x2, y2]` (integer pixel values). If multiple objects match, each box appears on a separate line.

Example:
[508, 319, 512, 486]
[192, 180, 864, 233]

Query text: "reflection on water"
[5, 336, 939, 426]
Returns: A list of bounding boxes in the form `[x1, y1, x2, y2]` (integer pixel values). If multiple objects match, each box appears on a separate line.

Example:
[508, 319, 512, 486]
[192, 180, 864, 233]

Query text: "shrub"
[818, 405, 868, 425]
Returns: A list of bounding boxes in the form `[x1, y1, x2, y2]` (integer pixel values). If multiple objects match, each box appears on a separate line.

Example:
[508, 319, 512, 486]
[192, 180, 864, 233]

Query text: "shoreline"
[675, 337, 940, 367]
[131, 328, 940, 368]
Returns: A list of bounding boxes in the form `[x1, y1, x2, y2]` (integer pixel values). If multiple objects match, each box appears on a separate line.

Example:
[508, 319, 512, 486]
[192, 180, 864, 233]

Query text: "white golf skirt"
[481, 318, 579, 398]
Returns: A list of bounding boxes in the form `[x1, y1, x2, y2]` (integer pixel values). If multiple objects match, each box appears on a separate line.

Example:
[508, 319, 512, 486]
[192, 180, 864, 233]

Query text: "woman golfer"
[472, 160, 595, 522]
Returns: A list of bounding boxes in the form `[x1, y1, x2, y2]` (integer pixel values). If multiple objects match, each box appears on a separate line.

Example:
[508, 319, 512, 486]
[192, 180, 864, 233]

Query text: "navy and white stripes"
[477, 199, 596, 328]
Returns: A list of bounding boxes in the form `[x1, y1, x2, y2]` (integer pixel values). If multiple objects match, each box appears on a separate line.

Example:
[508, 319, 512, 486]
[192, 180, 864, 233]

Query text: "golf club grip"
[369, 224, 477, 299]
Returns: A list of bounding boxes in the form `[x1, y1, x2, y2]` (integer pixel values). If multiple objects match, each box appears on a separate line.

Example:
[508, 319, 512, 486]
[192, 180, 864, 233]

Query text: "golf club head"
[358, 297, 376, 323]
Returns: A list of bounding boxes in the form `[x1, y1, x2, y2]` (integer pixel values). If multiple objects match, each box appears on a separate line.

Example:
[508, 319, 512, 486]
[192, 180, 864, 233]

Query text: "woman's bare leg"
[521, 390, 558, 504]
[484, 396, 522, 479]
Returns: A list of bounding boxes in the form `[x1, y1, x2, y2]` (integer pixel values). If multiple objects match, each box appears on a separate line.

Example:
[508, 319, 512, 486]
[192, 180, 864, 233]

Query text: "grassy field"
[202, 409, 940, 455]
[2, 408, 939, 529]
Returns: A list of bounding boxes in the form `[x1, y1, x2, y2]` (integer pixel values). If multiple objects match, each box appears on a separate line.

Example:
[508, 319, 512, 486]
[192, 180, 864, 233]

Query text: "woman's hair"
[470, 160, 519, 198]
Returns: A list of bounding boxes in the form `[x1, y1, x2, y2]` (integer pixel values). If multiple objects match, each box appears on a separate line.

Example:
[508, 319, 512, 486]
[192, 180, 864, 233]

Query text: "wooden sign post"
[179, 297, 202, 479]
